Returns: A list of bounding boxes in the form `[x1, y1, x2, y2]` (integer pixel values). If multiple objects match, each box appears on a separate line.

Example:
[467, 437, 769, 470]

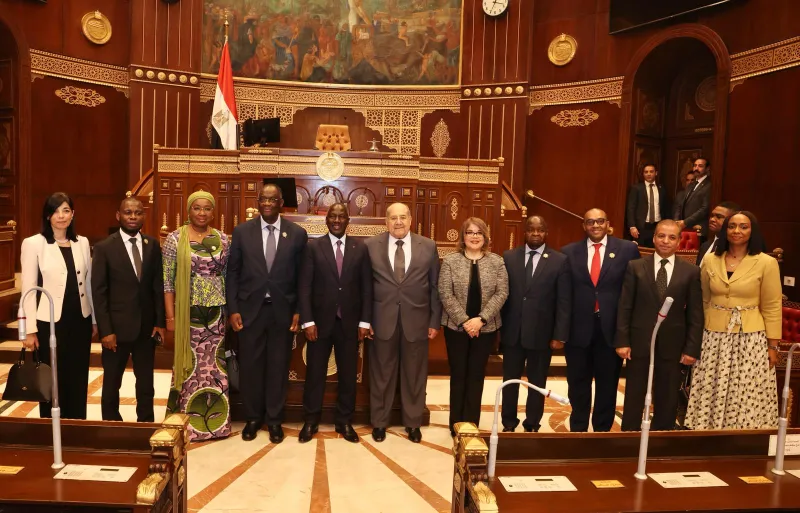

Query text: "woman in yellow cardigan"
[685, 211, 782, 429]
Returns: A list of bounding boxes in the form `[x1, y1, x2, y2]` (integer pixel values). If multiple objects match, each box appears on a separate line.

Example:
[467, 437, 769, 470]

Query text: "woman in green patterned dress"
[163, 191, 231, 440]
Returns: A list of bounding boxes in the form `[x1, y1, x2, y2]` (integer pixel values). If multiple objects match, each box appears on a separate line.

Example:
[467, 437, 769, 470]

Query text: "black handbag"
[225, 349, 240, 393]
[2, 349, 53, 402]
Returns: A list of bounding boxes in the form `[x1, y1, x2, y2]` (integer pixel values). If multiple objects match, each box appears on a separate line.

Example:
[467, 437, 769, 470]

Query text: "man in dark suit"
[616, 220, 703, 431]
[500, 215, 571, 432]
[626, 164, 670, 248]
[92, 197, 165, 422]
[561, 208, 640, 432]
[228, 182, 308, 443]
[364, 202, 441, 444]
[696, 201, 741, 266]
[675, 157, 712, 238]
[297, 203, 372, 443]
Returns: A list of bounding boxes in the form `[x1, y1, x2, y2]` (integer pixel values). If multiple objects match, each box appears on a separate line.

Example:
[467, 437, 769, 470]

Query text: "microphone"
[488, 379, 570, 480]
[772, 342, 799, 475]
[17, 305, 26, 341]
[634, 297, 674, 480]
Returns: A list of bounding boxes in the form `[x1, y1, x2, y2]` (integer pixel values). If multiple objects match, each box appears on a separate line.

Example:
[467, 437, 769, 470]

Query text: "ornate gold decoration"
[447, 229, 459, 242]
[550, 108, 599, 127]
[190, 76, 199, 84]
[450, 197, 459, 220]
[55, 86, 106, 107]
[504, 86, 512, 95]
[463, 88, 471, 97]
[157, 72, 166, 81]
[294, 222, 387, 237]
[353, 108, 427, 154]
[220, 214, 225, 233]
[316, 152, 344, 182]
[494, 87, 502, 95]
[430, 224, 435, 240]
[81, 11, 112, 45]
[418, 223, 423, 234]
[515, 85, 524, 94]
[234, 215, 239, 227]
[483, 87, 491, 96]
[146, 70, 155, 80]
[355, 194, 369, 211]
[474, 88, 481, 96]
[302, 342, 337, 376]
[168, 73, 177, 83]
[134, 69, 144, 78]
[136, 473, 168, 505]
[469, 482, 498, 512]
[529, 76, 622, 112]
[29, 49, 128, 91]
[731, 36, 800, 84]
[548, 34, 578, 66]
[150, 428, 181, 448]
[289, 370, 298, 381]
[695, 76, 717, 112]
[430, 119, 451, 158]
[509, 232, 514, 249]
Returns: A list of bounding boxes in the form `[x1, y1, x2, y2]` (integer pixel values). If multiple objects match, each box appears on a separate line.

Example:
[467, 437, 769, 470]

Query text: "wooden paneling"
[131, 0, 199, 70]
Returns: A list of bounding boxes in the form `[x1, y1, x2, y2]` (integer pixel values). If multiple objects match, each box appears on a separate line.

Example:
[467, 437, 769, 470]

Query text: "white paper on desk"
[54, 464, 137, 483]
[649, 472, 728, 489]
[768, 434, 800, 456]
[498, 476, 577, 492]
[785, 470, 800, 479]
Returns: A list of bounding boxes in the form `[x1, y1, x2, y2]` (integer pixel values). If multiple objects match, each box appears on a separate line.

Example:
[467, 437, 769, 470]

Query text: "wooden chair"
[315, 124, 351, 151]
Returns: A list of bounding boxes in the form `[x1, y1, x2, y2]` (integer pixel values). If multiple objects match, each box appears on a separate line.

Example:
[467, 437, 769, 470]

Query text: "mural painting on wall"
[203, 0, 462, 86]
[675, 148, 703, 195]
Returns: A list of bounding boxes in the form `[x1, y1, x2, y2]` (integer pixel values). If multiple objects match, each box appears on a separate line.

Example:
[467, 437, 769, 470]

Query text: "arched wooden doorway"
[617, 24, 731, 219]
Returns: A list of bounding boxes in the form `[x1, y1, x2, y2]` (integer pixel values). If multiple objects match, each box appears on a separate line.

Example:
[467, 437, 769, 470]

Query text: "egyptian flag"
[211, 41, 238, 150]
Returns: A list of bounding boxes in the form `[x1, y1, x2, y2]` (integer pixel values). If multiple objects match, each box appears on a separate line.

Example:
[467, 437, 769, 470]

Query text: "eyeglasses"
[584, 218, 607, 226]
[258, 197, 281, 205]
[465, 231, 484, 237]
[388, 215, 409, 222]
[191, 205, 214, 213]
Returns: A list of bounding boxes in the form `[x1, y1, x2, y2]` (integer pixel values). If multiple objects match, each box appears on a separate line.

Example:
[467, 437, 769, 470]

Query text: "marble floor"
[0, 363, 627, 513]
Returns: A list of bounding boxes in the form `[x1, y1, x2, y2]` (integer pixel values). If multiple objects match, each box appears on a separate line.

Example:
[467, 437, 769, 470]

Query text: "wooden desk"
[451, 425, 800, 513]
[0, 415, 190, 512]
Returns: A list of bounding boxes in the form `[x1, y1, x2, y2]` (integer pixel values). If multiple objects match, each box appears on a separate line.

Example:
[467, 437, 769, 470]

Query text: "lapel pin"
[543, 253, 549, 259]
[609, 253, 616, 259]
[211, 245, 217, 251]
[282, 232, 287, 238]
[143, 239, 149, 245]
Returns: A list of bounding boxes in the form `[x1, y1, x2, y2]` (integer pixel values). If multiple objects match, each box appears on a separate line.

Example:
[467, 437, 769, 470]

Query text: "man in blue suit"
[561, 208, 640, 432]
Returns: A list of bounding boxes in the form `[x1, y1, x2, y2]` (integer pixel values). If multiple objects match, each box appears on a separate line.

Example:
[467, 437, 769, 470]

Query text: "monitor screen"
[609, 0, 741, 34]
[243, 118, 280, 147]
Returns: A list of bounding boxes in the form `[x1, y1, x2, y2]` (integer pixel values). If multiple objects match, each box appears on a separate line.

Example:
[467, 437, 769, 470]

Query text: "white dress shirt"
[388, 232, 412, 272]
[695, 174, 709, 186]
[261, 215, 281, 297]
[700, 235, 718, 267]
[525, 244, 545, 277]
[653, 253, 675, 285]
[645, 181, 661, 223]
[120, 229, 143, 275]
[586, 235, 608, 273]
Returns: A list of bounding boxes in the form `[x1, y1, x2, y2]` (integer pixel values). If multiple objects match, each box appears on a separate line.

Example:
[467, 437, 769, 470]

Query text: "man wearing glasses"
[561, 209, 640, 432]
[227, 181, 308, 443]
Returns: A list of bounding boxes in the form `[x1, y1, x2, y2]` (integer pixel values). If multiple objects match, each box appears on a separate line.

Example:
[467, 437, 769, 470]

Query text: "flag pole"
[224, 10, 229, 44]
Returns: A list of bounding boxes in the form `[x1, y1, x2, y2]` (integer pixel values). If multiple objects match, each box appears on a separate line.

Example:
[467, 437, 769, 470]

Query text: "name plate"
[55, 464, 137, 483]
[499, 476, 577, 492]
[592, 480, 624, 489]
[785, 470, 800, 479]
[768, 434, 800, 456]
[649, 472, 728, 489]
[739, 476, 773, 484]
[0, 466, 23, 475]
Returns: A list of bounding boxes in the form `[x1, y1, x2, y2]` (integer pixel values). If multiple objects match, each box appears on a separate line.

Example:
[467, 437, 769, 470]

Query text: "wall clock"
[482, 0, 510, 17]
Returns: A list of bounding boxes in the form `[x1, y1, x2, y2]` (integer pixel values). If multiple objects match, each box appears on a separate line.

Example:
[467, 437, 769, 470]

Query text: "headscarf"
[173, 191, 216, 391]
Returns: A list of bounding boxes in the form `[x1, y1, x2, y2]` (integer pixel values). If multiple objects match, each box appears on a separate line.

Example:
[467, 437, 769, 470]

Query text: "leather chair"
[783, 299, 800, 345]
[315, 125, 351, 151]
[679, 230, 700, 250]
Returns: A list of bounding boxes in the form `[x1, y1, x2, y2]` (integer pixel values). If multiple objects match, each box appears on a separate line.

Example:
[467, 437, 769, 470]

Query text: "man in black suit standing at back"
[92, 197, 165, 422]
[616, 220, 703, 431]
[561, 208, 640, 432]
[297, 203, 372, 443]
[500, 215, 571, 432]
[675, 157, 712, 238]
[626, 164, 670, 248]
[228, 181, 308, 443]
[696, 201, 741, 266]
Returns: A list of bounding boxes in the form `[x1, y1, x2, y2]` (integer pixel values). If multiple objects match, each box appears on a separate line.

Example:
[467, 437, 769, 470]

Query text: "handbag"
[3, 349, 53, 402]
[225, 349, 240, 393]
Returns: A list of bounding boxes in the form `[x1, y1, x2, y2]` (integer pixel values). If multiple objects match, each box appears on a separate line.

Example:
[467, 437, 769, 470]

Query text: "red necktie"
[591, 243, 602, 312]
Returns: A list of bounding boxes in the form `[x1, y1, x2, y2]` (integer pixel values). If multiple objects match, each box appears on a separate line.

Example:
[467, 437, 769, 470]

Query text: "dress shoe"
[335, 423, 359, 443]
[502, 426, 515, 433]
[523, 426, 537, 433]
[372, 427, 386, 442]
[241, 420, 262, 441]
[298, 423, 318, 443]
[405, 427, 422, 443]
[267, 424, 284, 444]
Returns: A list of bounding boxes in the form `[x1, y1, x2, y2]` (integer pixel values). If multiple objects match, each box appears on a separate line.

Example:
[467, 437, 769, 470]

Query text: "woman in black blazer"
[20, 192, 96, 420]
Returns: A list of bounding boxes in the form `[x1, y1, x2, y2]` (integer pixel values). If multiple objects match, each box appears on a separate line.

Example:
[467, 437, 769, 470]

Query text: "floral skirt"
[685, 329, 777, 430]
[167, 305, 231, 441]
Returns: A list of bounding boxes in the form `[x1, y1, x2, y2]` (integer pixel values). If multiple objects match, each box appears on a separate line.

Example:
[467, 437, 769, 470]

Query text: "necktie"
[683, 180, 698, 217]
[648, 183, 656, 223]
[335, 240, 344, 277]
[130, 238, 142, 280]
[525, 250, 534, 289]
[394, 240, 405, 282]
[265, 225, 276, 273]
[591, 243, 602, 312]
[656, 259, 669, 302]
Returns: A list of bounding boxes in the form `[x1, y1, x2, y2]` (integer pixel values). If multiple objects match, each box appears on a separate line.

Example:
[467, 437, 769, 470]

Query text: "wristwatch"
[479, 317, 487, 325]
[769, 344, 780, 351]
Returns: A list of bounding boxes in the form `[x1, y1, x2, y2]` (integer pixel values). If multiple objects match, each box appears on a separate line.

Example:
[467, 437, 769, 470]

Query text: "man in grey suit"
[675, 157, 712, 238]
[365, 203, 442, 443]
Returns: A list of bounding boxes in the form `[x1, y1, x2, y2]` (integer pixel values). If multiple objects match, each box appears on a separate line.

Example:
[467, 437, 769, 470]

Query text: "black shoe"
[335, 423, 359, 443]
[523, 426, 537, 433]
[268, 424, 284, 444]
[242, 420, 262, 441]
[502, 426, 515, 432]
[298, 423, 318, 443]
[405, 427, 422, 443]
[372, 427, 386, 442]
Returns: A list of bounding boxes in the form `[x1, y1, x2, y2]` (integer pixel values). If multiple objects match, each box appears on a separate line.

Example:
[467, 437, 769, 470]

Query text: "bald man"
[561, 208, 640, 432]
[364, 203, 441, 444]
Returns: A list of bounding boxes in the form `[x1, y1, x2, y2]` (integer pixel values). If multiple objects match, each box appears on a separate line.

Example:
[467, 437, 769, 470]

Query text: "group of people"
[20, 173, 781, 445]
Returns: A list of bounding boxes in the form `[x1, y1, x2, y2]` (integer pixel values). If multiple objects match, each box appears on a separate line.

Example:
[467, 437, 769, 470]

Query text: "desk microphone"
[488, 379, 570, 480]
[634, 296, 674, 480]
[772, 342, 800, 475]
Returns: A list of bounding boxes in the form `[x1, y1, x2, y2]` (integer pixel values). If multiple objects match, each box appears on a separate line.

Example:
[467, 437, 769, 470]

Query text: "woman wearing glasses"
[163, 191, 231, 441]
[438, 217, 508, 435]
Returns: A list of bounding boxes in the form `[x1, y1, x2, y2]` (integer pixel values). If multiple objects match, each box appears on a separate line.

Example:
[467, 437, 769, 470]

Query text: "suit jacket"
[438, 251, 508, 333]
[625, 182, 670, 231]
[615, 255, 703, 361]
[695, 237, 715, 266]
[91, 231, 165, 343]
[20, 234, 95, 331]
[679, 178, 711, 236]
[364, 232, 442, 341]
[298, 234, 373, 339]
[700, 252, 782, 339]
[500, 245, 571, 350]
[561, 236, 640, 348]
[226, 216, 308, 328]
